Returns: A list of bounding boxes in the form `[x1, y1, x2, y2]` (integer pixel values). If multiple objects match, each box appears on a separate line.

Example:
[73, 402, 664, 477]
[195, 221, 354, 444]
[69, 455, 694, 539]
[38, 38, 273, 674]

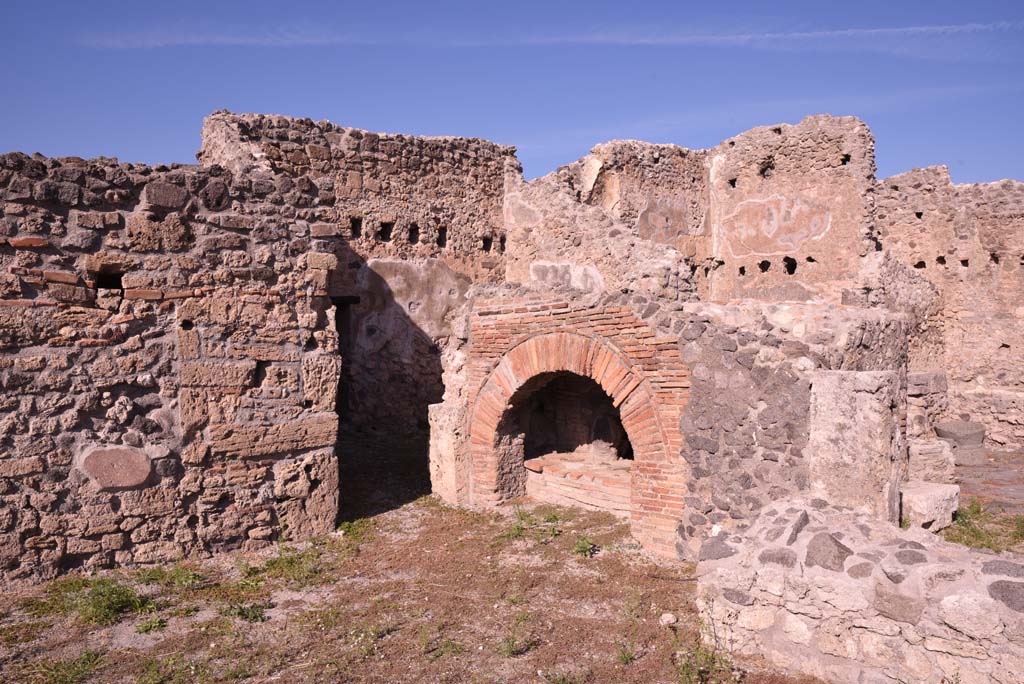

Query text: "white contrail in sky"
[79, 20, 1024, 50]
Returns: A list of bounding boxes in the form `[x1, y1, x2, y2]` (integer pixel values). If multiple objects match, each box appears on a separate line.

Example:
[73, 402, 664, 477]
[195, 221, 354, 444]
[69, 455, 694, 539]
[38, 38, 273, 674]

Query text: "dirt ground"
[0, 431, 828, 684]
[0, 495, 830, 684]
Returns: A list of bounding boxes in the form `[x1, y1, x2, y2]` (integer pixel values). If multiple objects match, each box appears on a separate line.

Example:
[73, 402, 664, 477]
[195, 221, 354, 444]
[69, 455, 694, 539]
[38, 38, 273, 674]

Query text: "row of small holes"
[348, 217, 502, 253]
[725, 153, 851, 189]
[737, 255, 812, 277]
[349, 217, 449, 249]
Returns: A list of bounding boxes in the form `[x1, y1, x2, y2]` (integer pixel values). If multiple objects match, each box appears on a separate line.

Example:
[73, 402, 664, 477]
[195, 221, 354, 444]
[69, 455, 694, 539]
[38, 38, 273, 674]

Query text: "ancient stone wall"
[876, 167, 1024, 445]
[706, 117, 877, 303]
[0, 112, 514, 581]
[699, 497, 1024, 684]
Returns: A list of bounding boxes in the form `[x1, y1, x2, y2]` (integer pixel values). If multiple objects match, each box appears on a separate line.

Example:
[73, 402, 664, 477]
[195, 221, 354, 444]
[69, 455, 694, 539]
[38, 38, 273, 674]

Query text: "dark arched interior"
[511, 372, 633, 460]
[492, 371, 635, 504]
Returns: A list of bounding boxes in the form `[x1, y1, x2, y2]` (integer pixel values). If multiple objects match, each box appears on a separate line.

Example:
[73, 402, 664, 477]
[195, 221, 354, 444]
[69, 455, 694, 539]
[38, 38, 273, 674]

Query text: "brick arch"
[467, 331, 686, 557]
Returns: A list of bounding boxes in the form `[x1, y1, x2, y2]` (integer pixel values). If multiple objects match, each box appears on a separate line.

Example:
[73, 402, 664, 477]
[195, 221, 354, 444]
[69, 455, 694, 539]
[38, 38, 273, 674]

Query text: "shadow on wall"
[322, 236, 468, 522]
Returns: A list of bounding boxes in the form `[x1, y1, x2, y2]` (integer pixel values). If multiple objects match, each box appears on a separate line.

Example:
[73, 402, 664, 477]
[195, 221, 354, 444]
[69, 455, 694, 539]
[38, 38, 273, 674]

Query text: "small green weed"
[221, 601, 271, 623]
[498, 611, 535, 657]
[616, 641, 637, 665]
[135, 616, 167, 634]
[572, 535, 598, 558]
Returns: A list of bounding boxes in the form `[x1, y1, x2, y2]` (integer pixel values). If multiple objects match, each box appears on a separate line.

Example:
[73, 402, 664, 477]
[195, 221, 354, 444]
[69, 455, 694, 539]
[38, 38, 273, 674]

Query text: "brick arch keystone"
[467, 331, 686, 558]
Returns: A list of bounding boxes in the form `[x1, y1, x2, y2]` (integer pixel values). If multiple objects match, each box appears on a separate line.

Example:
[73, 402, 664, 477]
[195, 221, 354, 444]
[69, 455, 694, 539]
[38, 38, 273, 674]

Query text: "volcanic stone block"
[141, 180, 188, 210]
[906, 371, 948, 397]
[807, 370, 901, 522]
[180, 360, 257, 388]
[901, 481, 959, 531]
[301, 354, 342, 411]
[206, 415, 337, 458]
[908, 439, 956, 483]
[935, 420, 985, 447]
[77, 446, 152, 491]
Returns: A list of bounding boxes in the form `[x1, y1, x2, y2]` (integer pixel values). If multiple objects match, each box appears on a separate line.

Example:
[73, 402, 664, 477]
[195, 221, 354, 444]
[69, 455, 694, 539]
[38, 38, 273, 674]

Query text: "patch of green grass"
[572, 535, 599, 558]
[221, 601, 271, 623]
[136, 616, 168, 634]
[24, 577, 153, 626]
[137, 655, 197, 684]
[942, 498, 1018, 552]
[337, 518, 374, 543]
[135, 565, 205, 591]
[27, 650, 103, 684]
[1013, 515, 1024, 542]
[543, 513, 561, 524]
[302, 607, 348, 632]
[260, 544, 324, 587]
[0, 619, 50, 645]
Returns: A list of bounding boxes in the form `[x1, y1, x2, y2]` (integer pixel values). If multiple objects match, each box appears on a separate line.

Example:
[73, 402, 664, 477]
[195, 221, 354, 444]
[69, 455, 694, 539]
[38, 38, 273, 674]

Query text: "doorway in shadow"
[323, 238, 447, 523]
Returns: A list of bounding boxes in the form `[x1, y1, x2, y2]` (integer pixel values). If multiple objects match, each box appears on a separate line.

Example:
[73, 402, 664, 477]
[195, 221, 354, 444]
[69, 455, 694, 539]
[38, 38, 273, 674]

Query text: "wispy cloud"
[515, 21, 1024, 47]
[79, 20, 1024, 54]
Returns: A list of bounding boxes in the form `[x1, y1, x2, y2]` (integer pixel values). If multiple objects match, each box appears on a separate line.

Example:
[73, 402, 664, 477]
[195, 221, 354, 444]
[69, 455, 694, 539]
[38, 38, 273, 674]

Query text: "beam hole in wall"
[840, 153, 851, 165]
[914, 261, 926, 269]
[915, 211, 923, 220]
[783, 256, 797, 275]
[408, 223, 420, 244]
[350, 216, 363, 239]
[494, 371, 635, 503]
[758, 260, 771, 273]
[936, 256, 947, 265]
[728, 178, 737, 188]
[436, 227, 447, 248]
[990, 252, 1000, 264]
[960, 259, 969, 268]
[94, 271, 124, 290]
[738, 266, 746, 276]
[758, 156, 775, 178]
[806, 256, 816, 263]
[180, 320, 194, 331]
[377, 222, 394, 242]
[253, 360, 270, 388]
[481, 235, 493, 253]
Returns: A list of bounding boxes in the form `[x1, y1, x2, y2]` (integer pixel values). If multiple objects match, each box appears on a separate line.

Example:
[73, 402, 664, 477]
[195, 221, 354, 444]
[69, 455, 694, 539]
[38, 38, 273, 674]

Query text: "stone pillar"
[807, 370, 902, 523]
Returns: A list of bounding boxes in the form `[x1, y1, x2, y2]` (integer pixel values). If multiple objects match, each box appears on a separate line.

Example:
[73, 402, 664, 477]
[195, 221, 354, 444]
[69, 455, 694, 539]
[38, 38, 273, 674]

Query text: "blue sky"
[4, 1, 1023, 182]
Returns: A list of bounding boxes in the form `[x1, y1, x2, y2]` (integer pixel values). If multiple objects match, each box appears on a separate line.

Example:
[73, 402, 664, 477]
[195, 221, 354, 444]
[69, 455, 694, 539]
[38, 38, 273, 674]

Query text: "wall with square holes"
[875, 166, 1024, 445]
